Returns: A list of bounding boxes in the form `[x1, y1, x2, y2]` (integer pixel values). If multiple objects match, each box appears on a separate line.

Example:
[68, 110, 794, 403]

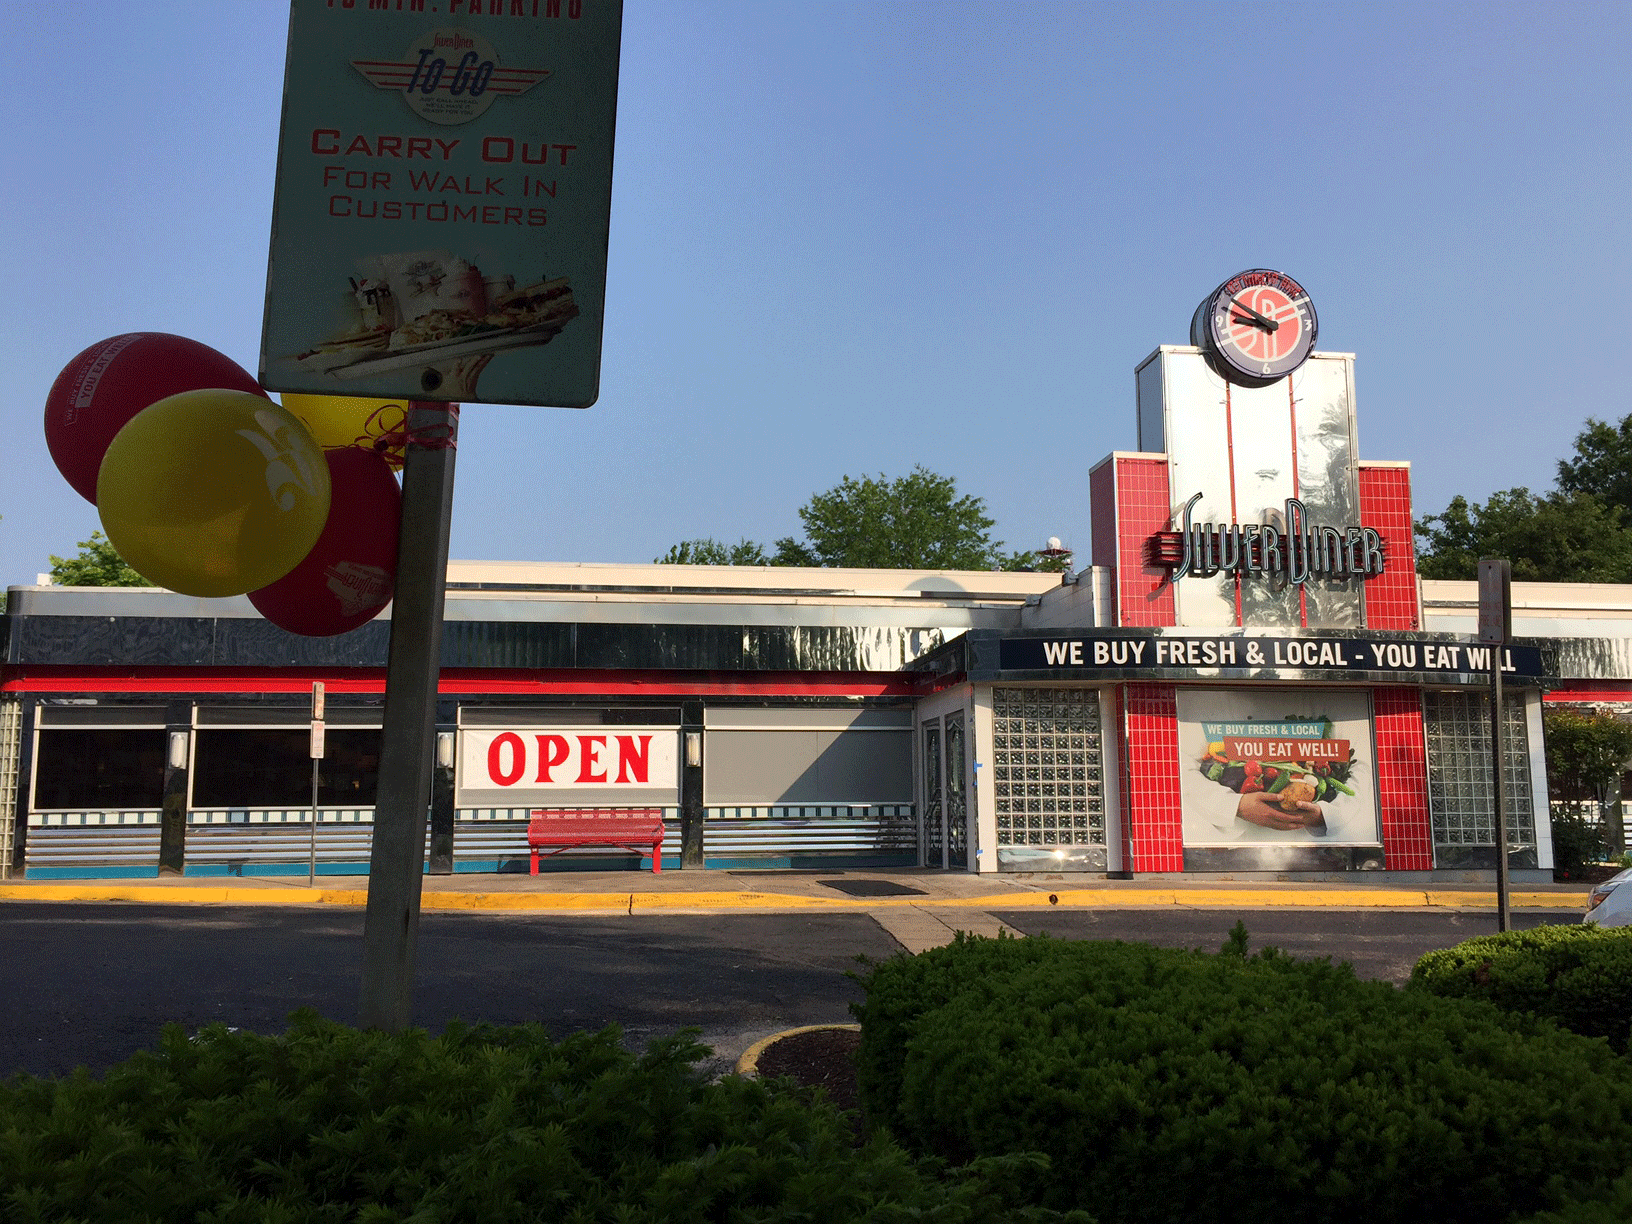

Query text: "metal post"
[310, 682, 325, 888]
[1479, 558, 1513, 932]
[428, 722, 456, 875]
[159, 702, 191, 875]
[359, 402, 459, 1032]
[309, 758, 320, 887]
[680, 700, 704, 868]
[1492, 647, 1510, 932]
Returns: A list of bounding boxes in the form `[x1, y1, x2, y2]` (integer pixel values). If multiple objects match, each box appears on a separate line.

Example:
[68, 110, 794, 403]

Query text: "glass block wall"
[1423, 690, 1535, 859]
[992, 688, 1106, 848]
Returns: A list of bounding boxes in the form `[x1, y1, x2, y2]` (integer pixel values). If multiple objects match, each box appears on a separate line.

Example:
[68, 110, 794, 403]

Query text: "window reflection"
[193, 729, 382, 807]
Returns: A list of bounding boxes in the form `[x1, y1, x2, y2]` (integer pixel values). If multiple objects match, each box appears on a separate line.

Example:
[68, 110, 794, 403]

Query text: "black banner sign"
[993, 633, 1550, 683]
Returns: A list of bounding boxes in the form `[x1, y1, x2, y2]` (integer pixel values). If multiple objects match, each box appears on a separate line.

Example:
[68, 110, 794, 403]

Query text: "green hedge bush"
[1409, 921, 1632, 1050]
[1513, 1168, 1632, 1223]
[0, 1011, 1091, 1224]
[852, 932, 1632, 1224]
[1548, 806, 1608, 878]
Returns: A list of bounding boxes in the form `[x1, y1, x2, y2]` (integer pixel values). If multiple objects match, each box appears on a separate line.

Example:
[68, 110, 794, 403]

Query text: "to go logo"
[352, 29, 551, 127]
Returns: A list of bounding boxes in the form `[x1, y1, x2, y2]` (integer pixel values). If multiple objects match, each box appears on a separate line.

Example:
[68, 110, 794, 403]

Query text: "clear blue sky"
[4, 2, 1629, 584]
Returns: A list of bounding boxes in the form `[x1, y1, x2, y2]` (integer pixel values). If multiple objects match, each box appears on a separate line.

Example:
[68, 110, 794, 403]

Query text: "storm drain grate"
[817, 879, 927, 897]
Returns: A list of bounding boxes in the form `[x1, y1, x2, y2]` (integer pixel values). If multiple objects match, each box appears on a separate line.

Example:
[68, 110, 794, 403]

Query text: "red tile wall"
[1114, 456, 1177, 628]
[1119, 682, 1184, 872]
[1358, 465, 1419, 630]
[1372, 686, 1434, 870]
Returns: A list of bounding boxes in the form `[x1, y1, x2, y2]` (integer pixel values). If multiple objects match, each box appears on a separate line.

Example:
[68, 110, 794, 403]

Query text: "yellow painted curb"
[734, 1024, 861, 1078]
[0, 884, 1589, 912]
[0, 883, 358, 906]
[417, 891, 840, 912]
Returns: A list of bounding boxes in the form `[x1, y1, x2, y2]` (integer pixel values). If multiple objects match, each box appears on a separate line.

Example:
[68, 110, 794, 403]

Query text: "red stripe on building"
[0, 667, 925, 699]
[1545, 684, 1632, 702]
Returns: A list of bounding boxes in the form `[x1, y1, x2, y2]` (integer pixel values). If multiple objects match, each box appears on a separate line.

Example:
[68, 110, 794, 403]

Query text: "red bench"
[528, 808, 666, 874]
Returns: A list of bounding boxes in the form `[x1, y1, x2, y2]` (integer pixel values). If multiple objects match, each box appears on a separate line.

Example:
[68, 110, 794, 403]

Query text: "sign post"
[1479, 558, 1513, 932]
[309, 681, 325, 886]
[260, 2, 622, 1031]
[358, 403, 458, 1032]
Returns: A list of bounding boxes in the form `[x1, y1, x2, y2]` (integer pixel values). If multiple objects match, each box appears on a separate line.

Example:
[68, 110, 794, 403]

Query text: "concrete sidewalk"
[0, 867, 1593, 916]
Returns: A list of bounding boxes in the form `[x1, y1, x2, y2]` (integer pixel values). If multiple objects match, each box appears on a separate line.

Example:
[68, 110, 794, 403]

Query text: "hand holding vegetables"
[1237, 790, 1327, 832]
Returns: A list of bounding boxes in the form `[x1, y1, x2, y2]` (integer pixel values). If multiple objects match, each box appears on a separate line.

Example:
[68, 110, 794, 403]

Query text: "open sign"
[456, 726, 680, 808]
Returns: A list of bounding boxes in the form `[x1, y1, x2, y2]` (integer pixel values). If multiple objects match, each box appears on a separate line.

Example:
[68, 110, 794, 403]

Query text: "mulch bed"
[1556, 864, 1625, 885]
[752, 1026, 862, 1117]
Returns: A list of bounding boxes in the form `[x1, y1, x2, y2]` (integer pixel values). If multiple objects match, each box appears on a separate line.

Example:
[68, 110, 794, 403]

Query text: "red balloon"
[45, 333, 267, 503]
[249, 448, 402, 636]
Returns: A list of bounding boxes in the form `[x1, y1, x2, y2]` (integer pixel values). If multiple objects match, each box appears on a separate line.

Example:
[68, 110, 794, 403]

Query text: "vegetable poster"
[1176, 688, 1381, 846]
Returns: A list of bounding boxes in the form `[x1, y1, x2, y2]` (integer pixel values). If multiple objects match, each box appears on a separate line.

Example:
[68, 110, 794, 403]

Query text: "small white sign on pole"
[310, 682, 327, 758]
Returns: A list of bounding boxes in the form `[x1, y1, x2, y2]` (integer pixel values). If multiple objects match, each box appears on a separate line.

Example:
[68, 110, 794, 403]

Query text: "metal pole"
[1492, 646, 1511, 932]
[309, 757, 319, 887]
[359, 402, 459, 1032]
[310, 682, 325, 888]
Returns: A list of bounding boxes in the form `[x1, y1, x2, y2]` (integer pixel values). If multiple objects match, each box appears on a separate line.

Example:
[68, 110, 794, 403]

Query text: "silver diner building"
[8, 344, 1632, 881]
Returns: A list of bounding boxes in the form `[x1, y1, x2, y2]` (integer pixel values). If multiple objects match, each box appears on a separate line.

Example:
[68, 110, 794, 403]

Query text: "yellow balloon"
[96, 390, 332, 598]
[280, 393, 408, 469]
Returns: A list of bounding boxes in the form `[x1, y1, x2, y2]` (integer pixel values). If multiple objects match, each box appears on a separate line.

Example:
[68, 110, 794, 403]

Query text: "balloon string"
[356, 402, 459, 456]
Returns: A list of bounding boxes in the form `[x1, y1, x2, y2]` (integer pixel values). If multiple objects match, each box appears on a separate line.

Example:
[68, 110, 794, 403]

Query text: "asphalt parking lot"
[0, 901, 1575, 1079]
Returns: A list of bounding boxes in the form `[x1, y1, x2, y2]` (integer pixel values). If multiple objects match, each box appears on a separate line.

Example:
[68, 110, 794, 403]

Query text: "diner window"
[192, 729, 383, 808]
[34, 729, 166, 810]
[1423, 691, 1534, 848]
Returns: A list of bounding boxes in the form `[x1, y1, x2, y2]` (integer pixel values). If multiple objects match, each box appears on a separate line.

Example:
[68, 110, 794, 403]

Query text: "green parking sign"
[260, 0, 622, 408]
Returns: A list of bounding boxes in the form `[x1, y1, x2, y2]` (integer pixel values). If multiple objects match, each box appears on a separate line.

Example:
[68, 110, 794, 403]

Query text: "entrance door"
[945, 712, 968, 869]
[922, 720, 943, 867]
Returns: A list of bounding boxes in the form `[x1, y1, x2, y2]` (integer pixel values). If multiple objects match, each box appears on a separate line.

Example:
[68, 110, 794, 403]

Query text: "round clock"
[1189, 269, 1318, 387]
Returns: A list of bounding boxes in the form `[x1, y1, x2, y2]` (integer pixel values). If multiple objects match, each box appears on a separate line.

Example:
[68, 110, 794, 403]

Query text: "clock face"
[1190, 270, 1318, 387]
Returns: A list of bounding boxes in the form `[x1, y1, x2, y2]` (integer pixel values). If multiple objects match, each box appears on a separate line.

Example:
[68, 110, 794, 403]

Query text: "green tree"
[1557, 415, 1632, 519]
[657, 468, 1050, 572]
[771, 466, 1025, 570]
[654, 538, 769, 566]
[1416, 410, 1632, 582]
[1544, 706, 1632, 861]
[48, 531, 150, 587]
[1414, 488, 1632, 582]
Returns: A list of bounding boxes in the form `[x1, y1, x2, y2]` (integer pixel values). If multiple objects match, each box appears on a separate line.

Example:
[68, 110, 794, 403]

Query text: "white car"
[1583, 866, 1632, 927]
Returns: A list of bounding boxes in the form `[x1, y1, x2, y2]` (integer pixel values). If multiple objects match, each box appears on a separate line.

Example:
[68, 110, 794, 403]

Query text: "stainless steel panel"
[185, 825, 375, 867]
[703, 729, 913, 804]
[22, 826, 162, 869]
[996, 844, 1107, 872]
[702, 816, 916, 856]
[704, 708, 913, 730]
[1292, 356, 1361, 627]
[1163, 350, 1238, 627]
[1136, 352, 1165, 453]
[37, 705, 167, 726]
[1228, 380, 1302, 627]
